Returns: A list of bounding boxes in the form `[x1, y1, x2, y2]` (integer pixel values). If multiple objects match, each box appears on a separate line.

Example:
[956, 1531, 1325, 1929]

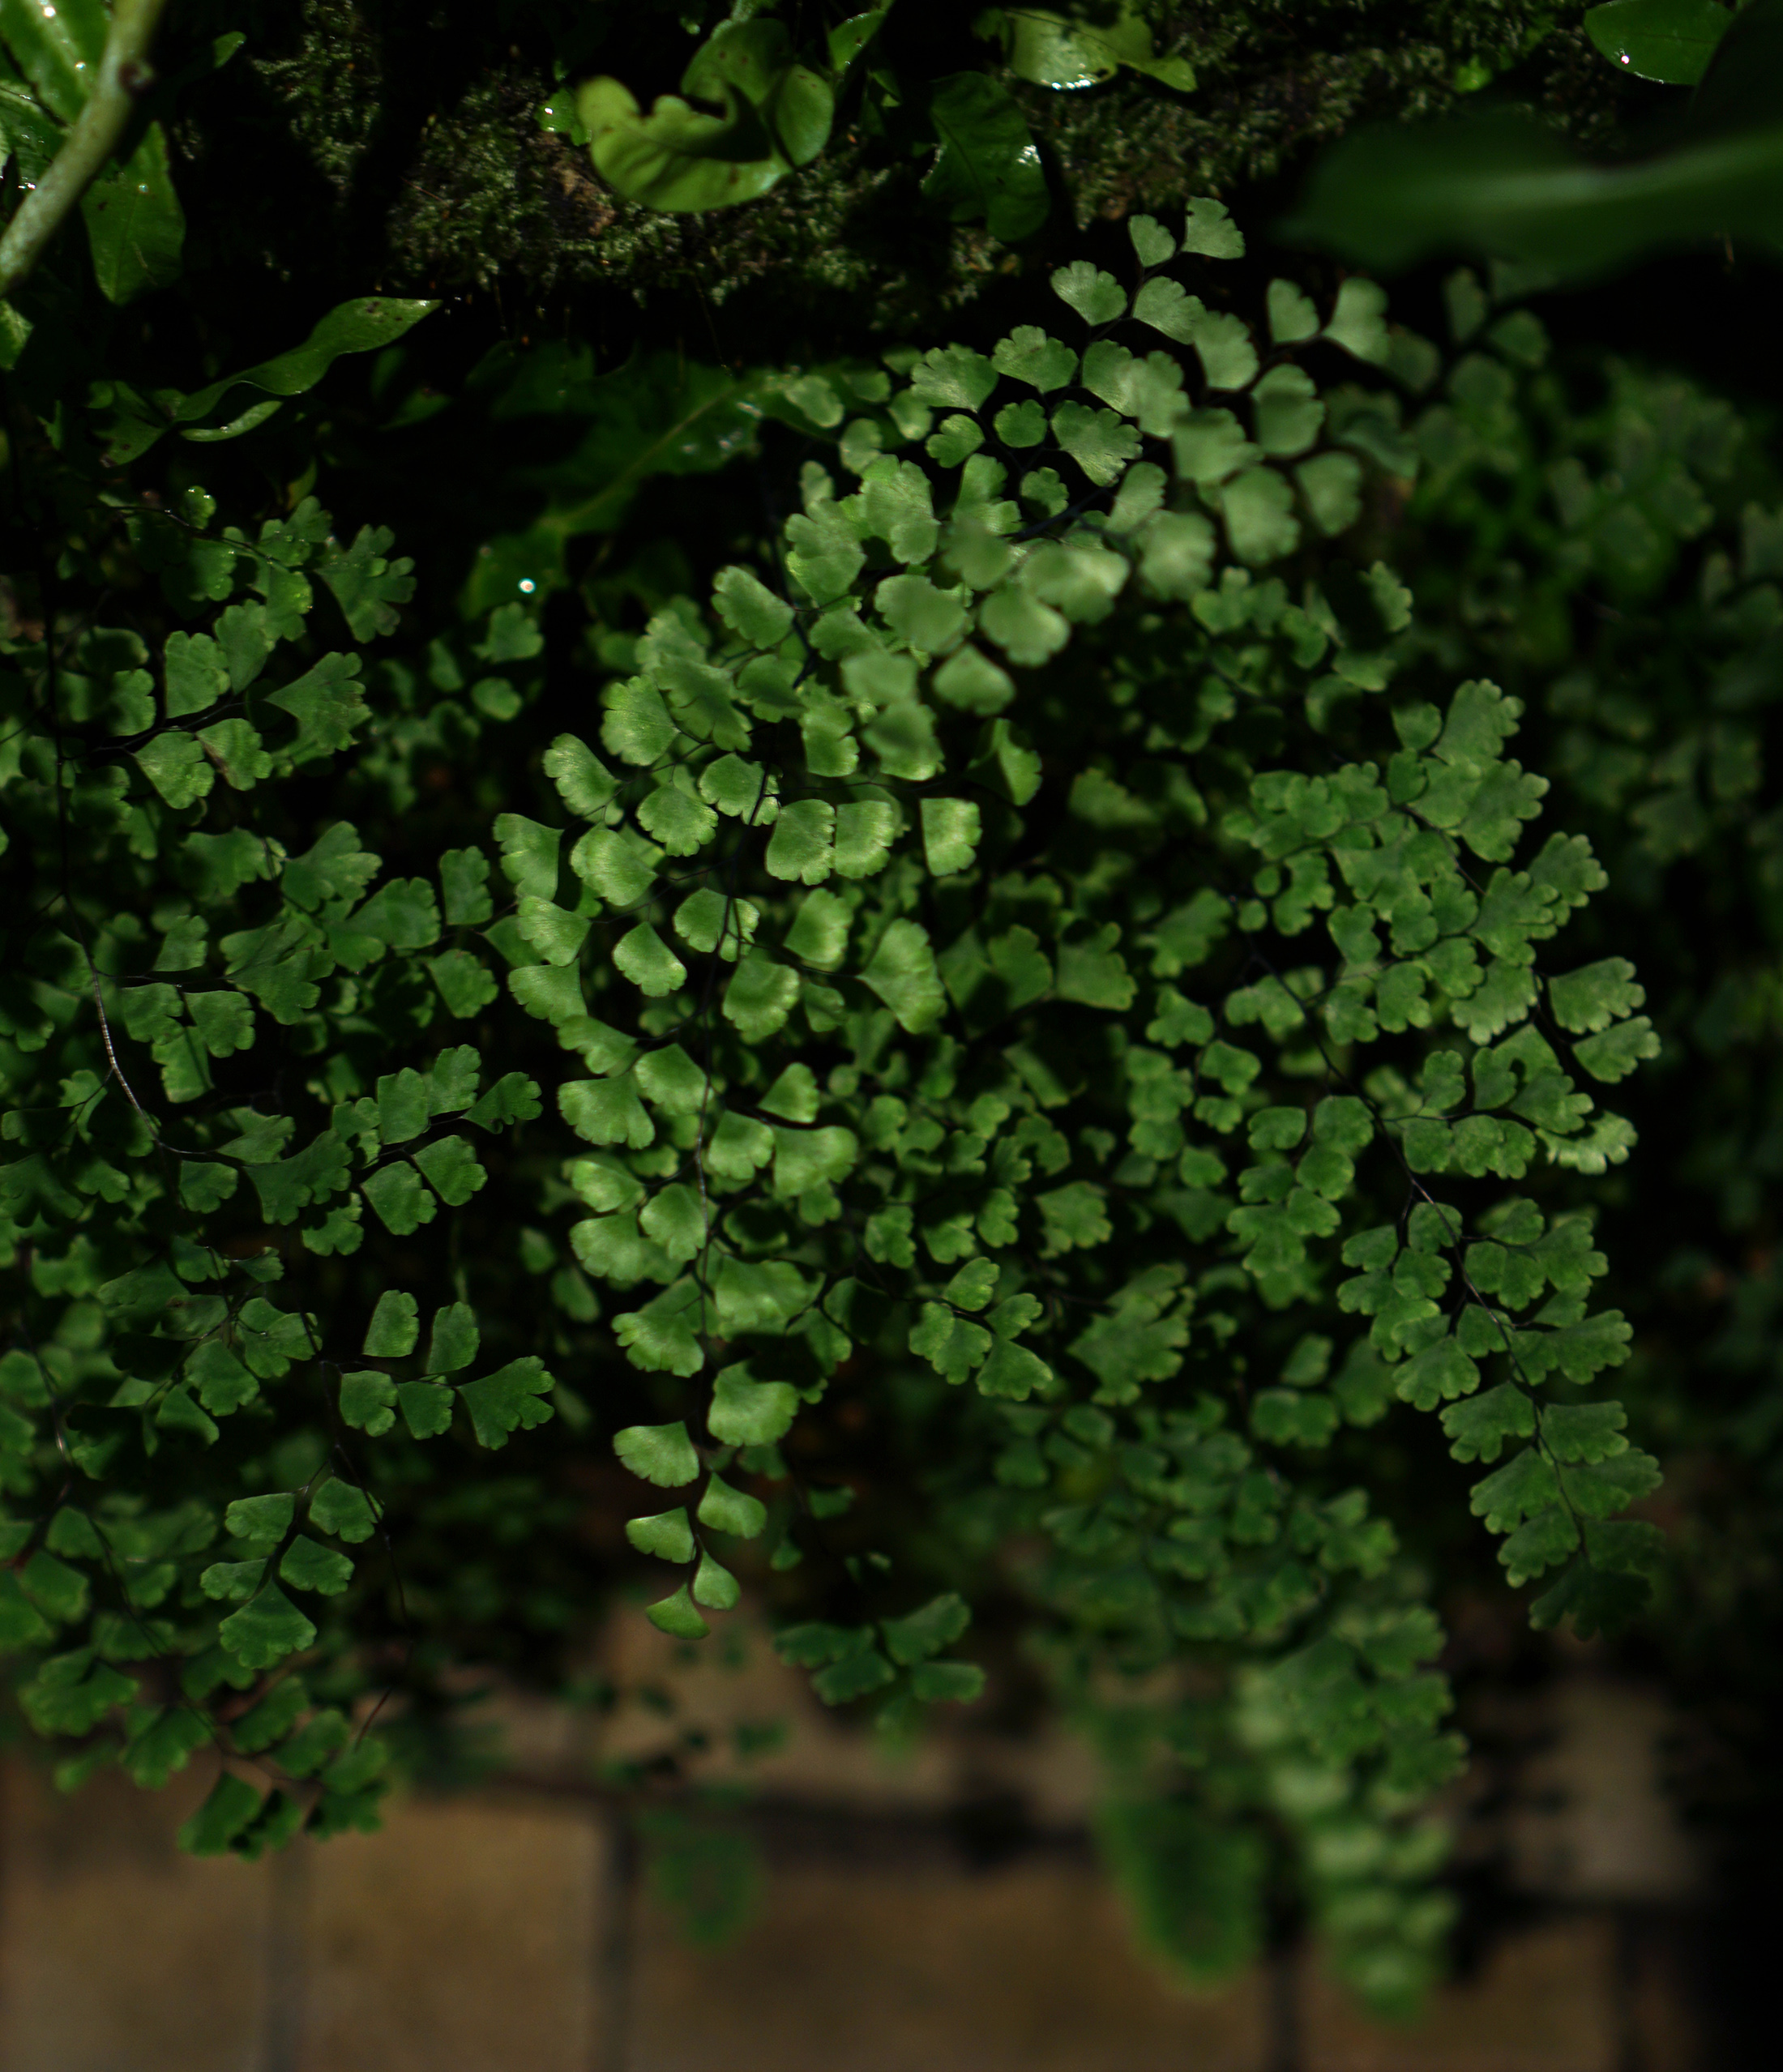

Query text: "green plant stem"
[0, 0, 174, 301]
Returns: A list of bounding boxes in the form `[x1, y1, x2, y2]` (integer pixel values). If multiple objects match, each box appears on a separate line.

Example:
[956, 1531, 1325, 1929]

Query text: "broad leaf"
[921, 73, 1050, 243]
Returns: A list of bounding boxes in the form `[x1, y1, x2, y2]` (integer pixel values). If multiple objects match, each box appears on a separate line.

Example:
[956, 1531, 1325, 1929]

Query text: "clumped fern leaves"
[0, 189, 1684, 2003]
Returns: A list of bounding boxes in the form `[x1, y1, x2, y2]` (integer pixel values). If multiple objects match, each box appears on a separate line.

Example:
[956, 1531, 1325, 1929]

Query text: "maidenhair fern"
[526, 210, 1654, 1647]
[0, 198, 1661, 2004]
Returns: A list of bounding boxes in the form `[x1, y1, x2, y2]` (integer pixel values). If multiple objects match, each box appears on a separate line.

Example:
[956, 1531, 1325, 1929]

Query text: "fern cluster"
[0, 186, 1677, 2003]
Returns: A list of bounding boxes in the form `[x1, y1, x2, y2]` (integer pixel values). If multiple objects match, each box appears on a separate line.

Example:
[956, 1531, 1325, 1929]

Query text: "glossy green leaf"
[921, 73, 1050, 243]
[577, 79, 774, 213]
[684, 23, 832, 167]
[81, 123, 185, 306]
[1006, 6, 1195, 92]
[1584, 0, 1730, 83]
[830, 6, 892, 73]
[168, 301, 437, 430]
[0, 0, 105, 122]
[576, 19, 833, 215]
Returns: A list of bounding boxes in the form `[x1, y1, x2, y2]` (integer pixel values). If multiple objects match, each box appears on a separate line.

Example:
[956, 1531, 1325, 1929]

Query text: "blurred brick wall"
[0, 1624, 1708, 2072]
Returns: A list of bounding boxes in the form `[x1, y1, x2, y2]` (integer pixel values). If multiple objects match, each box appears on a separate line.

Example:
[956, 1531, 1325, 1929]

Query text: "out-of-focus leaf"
[1283, 105, 1783, 277]
[464, 352, 772, 612]
[1289, 0, 1783, 277]
[1098, 1801, 1268, 1986]
[0, 0, 106, 124]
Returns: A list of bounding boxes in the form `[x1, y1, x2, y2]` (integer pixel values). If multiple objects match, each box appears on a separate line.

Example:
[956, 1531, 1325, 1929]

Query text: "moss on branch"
[178, 1, 1640, 335]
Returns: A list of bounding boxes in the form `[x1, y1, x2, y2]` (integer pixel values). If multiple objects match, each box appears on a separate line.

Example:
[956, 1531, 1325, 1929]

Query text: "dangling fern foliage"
[0, 182, 1666, 2007]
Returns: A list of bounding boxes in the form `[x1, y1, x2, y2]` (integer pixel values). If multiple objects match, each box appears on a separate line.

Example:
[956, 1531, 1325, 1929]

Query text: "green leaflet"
[723, 953, 800, 1038]
[20, 1654, 139, 1737]
[766, 798, 836, 882]
[310, 1480, 379, 1543]
[708, 1365, 799, 1445]
[697, 1474, 768, 1539]
[460, 1357, 556, 1449]
[615, 1281, 708, 1374]
[628, 1507, 696, 1562]
[1182, 196, 1246, 258]
[1052, 262, 1128, 327]
[692, 1549, 741, 1609]
[614, 924, 688, 998]
[219, 1587, 317, 1672]
[647, 1584, 710, 1638]
[614, 1420, 701, 1487]
[280, 1536, 353, 1596]
[545, 734, 619, 818]
[993, 326, 1079, 393]
[862, 921, 947, 1032]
